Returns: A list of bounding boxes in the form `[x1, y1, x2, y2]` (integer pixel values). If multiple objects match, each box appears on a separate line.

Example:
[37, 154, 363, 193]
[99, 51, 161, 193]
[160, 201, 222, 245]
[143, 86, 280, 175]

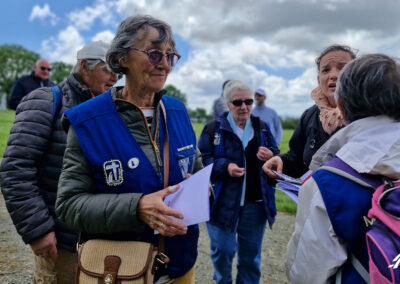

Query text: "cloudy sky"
[2, 0, 399, 116]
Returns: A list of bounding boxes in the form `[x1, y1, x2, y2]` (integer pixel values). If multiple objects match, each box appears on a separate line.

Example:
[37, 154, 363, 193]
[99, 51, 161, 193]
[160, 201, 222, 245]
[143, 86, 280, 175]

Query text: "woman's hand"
[256, 146, 274, 162]
[262, 156, 283, 178]
[137, 185, 187, 237]
[228, 163, 245, 177]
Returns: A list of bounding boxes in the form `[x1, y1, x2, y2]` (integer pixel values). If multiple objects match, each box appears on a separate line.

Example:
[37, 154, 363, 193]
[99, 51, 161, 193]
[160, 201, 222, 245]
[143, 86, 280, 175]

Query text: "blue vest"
[66, 91, 198, 278]
[313, 170, 371, 284]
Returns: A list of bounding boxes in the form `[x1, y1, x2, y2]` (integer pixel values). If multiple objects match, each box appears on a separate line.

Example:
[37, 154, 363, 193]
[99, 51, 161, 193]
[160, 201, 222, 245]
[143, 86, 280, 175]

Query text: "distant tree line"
[280, 117, 299, 129]
[0, 44, 300, 128]
[164, 84, 212, 123]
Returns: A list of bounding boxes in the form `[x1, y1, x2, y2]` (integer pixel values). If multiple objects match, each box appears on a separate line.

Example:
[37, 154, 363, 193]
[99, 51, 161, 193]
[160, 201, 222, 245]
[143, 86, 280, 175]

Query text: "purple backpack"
[323, 158, 400, 284]
[366, 180, 400, 284]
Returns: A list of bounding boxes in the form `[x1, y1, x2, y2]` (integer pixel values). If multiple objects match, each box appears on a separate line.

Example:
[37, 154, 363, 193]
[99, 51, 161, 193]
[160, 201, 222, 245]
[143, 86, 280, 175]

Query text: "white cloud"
[167, 37, 319, 116]
[68, 0, 117, 31]
[29, 4, 58, 26]
[42, 26, 85, 64]
[39, 0, 400, 116]
[92, 30, 115, 43]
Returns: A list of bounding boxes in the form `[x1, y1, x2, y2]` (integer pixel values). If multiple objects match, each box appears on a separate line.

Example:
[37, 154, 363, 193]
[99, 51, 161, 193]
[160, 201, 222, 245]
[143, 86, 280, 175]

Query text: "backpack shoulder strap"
[259, 118, 267, 145]
[320, 157, 382, 189]
[253, 116, 268, 146]
[259, 118, 267, 131]
[51, 86, 63, 121]
[206, 119, 217, 138]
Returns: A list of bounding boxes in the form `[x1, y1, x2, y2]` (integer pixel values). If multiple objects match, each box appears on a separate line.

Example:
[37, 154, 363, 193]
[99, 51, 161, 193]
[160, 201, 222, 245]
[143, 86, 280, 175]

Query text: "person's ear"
[119, 56, 128, 68]
[80, 59, 89, 76]
[317, 75, 320, 86]
[336, 100, 343, 114]
[336, 100, 348, 125]
[227, 101, 233, 112]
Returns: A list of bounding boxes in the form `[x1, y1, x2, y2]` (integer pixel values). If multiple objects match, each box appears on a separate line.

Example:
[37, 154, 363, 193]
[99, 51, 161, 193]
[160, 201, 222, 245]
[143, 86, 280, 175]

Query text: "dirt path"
[0, 193, 295, 283]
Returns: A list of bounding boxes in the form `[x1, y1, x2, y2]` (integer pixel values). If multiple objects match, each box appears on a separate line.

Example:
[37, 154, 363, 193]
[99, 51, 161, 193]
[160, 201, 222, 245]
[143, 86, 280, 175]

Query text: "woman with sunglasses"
[56, 15, 202, 284]
[263, 44, 357, 179]
[198, 80, 279, 283]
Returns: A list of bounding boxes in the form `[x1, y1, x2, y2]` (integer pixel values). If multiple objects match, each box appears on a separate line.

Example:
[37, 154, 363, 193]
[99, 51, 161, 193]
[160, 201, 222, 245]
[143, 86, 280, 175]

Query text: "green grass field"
[0, 110, 15, 158]
[0, 111, 297, 214]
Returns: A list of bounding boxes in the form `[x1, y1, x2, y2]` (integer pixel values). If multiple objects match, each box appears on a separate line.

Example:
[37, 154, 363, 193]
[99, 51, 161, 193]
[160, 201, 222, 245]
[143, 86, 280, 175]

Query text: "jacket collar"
[310, 116, 400, 179]
[67, 74, 93, 102]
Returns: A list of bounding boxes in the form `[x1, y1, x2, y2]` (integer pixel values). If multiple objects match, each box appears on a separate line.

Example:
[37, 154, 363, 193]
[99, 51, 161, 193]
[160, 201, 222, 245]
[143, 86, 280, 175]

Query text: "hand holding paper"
[272, 170, 313, 204]
[163, 164, 213, 226]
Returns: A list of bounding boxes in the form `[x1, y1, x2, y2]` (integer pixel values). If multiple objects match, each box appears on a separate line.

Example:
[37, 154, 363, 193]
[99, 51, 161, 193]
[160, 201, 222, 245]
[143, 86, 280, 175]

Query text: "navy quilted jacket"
[198, 114, 279, 232]
[0, 74, 92, 252]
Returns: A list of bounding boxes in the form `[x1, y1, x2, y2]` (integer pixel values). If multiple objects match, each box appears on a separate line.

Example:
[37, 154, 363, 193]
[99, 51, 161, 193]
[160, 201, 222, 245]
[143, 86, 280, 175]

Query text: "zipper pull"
[154, 145, 162, 170]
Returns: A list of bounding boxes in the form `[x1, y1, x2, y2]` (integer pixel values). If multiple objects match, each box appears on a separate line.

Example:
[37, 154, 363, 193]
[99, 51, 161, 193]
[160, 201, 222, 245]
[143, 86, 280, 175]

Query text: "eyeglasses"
[101, 64, 123, 80]
[131, 48, 181, 67]
[40, 66, 52, 72]
[231, 99, 254, 107]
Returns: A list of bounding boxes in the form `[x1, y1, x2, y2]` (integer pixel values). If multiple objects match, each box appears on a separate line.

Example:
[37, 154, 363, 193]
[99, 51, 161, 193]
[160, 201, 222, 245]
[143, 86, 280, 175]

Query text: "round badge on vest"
[127, 157, 140, 169]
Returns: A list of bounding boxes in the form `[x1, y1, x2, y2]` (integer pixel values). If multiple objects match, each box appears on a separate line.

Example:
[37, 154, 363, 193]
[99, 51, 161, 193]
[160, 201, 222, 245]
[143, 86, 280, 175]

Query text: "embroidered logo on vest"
[103, 160, 123, 186]
[214, 133, 221, 145]
[178, 157, 190, 178]
[127, 157, 140, 169]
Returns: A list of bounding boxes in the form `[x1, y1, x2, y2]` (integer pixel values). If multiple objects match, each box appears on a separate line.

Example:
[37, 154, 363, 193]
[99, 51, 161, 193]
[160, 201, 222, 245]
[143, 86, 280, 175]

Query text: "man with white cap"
[0, 41, 118, 283]
[252, 87, 283, 145]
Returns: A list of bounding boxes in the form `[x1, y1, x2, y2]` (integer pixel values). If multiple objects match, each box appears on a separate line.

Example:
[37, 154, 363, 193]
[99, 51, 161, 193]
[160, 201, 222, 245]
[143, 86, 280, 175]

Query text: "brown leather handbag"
[76, 239, 160, 284]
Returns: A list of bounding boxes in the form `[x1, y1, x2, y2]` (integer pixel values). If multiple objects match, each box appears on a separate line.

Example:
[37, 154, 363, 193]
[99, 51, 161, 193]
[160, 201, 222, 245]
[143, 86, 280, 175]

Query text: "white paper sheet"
[163, 163, 213, 226]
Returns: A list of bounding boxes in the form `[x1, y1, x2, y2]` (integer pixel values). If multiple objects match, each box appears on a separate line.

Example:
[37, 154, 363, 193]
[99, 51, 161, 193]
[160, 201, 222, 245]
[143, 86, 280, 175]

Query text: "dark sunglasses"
[231, 99, 254, 107]
[131, 48, 181, 67]
[40, 66, 52, 72]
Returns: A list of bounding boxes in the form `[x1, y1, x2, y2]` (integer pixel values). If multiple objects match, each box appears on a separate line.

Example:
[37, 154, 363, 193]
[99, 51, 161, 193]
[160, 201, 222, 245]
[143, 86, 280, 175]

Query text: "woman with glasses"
[263, 44, 356, 179]
[56, 15, 202, 284]
[198, 80, 279, 283]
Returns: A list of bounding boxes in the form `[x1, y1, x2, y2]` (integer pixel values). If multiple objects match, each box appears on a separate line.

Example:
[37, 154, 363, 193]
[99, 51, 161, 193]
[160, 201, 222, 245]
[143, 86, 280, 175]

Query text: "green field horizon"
[0, 110, 297, 214]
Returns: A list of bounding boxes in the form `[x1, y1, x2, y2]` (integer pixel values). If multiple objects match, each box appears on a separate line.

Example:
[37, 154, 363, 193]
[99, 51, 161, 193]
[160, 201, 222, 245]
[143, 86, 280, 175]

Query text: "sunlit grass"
[0, 110, 15, 159]
[0, 115, 297, 214]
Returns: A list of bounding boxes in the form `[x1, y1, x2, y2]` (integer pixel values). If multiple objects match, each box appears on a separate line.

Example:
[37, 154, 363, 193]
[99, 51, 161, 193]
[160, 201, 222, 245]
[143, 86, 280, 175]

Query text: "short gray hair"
[223, 80, 253, 103]
[72, 59, 103, 76]
[106, 15, 176, 74]
[335, 53, 400, 122]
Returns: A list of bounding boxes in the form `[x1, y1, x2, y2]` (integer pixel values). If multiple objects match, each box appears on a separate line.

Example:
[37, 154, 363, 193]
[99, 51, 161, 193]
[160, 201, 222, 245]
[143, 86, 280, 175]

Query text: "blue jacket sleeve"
[274, 115, 283, 146]
[8, 79, 25, 110]
[198, 122, 232, 179]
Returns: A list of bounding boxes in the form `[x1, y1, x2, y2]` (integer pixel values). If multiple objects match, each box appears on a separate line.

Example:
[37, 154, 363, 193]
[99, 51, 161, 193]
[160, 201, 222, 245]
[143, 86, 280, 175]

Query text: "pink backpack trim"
[368, 183, 400, 236]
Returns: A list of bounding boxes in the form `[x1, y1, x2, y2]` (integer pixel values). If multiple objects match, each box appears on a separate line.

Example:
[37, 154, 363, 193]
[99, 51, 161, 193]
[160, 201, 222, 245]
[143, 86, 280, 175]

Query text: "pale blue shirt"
[252, 105, 282, 145]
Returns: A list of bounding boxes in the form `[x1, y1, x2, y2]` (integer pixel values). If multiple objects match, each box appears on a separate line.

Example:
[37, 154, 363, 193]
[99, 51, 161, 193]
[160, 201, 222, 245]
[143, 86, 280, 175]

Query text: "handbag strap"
[157, 100, 168, 259]
[160, 101, 169, 188]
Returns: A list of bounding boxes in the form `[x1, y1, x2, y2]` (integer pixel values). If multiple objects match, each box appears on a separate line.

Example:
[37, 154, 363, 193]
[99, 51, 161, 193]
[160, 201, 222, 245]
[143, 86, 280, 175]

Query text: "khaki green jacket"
[55, 87, 203, 234]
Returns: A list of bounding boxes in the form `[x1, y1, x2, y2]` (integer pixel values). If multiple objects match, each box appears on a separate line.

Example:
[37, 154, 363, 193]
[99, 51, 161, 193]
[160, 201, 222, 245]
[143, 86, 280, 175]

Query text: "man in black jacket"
[7, 58, 55, 110]
[0, 41, 118, 283]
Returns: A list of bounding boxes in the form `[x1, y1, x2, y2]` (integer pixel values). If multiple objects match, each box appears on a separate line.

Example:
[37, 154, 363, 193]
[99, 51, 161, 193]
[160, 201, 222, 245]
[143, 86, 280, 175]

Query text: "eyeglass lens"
[40, 67, 52, 71]
[231, 99, 254, 107]
[102, 64, 122, 79]
[148, 50, 179, 67]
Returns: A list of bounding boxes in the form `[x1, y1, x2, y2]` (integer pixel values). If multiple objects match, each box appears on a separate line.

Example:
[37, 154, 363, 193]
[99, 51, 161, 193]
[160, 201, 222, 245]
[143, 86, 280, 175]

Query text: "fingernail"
[168, 185, 179, 192]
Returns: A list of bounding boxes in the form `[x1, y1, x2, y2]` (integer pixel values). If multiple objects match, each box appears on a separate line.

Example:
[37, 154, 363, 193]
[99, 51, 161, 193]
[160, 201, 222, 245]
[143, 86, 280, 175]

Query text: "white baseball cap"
[255, 88, 266, 96]
[76, 41, 110, 62]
